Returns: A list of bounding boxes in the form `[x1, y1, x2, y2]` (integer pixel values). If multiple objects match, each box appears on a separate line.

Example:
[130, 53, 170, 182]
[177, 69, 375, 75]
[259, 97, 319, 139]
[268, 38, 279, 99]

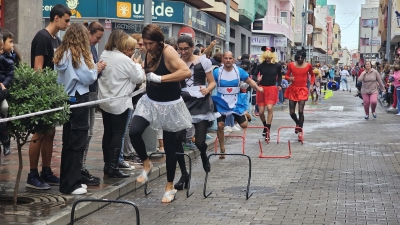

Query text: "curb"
[36, 140, 212, 225]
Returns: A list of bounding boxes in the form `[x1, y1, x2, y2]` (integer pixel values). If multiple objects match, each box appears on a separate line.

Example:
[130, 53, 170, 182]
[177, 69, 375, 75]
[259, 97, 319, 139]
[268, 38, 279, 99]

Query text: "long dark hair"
[142, 24, 164, 73]
[294, 47, 306, 61]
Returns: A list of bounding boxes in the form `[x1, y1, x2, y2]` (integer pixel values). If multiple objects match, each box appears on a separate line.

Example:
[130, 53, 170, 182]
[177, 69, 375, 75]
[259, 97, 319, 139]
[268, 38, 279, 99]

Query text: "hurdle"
[70, 199, 140, 225]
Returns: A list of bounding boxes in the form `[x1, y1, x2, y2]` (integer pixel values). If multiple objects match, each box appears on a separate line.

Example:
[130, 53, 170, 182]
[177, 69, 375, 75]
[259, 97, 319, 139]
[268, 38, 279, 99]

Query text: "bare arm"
[202, 40, 217, 57]
[162, 45, 191, 82]
[201, 71, 216, 95]
[34, 56, 45, 71]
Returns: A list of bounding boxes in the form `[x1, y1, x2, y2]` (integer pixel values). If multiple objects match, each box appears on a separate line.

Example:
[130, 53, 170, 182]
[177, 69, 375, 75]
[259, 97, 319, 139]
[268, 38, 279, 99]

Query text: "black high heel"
[200, 152, 210, 173]
[174, 174, 189, 190]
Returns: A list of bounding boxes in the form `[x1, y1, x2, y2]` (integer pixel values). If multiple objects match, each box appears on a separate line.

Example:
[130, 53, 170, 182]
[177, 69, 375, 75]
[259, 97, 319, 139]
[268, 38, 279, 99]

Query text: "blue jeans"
[340, 77, 348, 90]
[225, 114, 234, 127]
[118, 109, 133, 163]
[278, 89, 284, 103]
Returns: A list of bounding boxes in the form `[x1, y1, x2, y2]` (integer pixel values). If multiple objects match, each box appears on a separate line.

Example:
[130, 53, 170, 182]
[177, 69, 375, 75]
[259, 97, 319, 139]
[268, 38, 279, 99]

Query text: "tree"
[7, 63, 70, 205]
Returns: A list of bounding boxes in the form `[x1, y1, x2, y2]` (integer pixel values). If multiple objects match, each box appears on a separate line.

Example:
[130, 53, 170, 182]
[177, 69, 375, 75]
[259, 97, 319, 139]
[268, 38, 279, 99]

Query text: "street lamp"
[301, 0, 314, 47]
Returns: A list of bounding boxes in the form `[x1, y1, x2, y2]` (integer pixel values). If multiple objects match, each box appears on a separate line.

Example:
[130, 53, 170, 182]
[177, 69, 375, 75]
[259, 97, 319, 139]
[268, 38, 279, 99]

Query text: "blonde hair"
[124, 36, 137, 53]
[313, 68, 321, 78]
[105, 30, 129, 52]
[53, 23, 94, 69]
[259, 50, 277, 64]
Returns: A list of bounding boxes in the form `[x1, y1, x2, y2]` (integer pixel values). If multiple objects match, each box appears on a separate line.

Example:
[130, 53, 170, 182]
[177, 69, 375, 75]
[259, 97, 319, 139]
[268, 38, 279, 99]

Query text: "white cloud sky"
[328, 0, 365, 50]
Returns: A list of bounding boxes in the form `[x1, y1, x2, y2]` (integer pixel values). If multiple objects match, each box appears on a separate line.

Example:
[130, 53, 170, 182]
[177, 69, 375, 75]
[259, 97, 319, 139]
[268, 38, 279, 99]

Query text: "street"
[74, 80, 400, 225]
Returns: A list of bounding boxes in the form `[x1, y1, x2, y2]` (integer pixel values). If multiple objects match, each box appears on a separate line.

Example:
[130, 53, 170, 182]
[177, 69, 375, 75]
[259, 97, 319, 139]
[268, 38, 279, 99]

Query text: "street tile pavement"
[73, 80, 400, 225]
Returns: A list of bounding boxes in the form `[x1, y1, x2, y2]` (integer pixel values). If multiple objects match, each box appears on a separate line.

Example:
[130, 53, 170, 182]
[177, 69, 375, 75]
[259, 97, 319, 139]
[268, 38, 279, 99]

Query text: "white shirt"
[340, 70, 349, 77]
[98, 49, 144, 114]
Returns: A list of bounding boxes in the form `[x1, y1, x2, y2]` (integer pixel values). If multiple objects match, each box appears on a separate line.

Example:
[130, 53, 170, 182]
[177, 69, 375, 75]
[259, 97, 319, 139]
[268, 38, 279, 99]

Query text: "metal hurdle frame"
[258, 126, 303, 158]
[203, 153, 253, 200]
[144, 152, 193, 198]
[214, 126, 270, 154]
[70, 199, 140, 225]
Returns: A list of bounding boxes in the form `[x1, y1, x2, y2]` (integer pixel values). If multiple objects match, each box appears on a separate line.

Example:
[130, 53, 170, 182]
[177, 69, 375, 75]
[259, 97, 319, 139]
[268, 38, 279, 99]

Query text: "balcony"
[332, 52, 339, 61]
[238, 0, 255, 26]
[202, 0, 239, 22]
[173, 0, 214, 8]
[254, 0, 267, 19]
[253, 17, 293, 40]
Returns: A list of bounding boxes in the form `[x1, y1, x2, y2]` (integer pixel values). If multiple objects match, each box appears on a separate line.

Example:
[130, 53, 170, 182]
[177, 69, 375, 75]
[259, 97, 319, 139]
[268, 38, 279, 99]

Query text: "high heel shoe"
[174, 174, 189, 190]
[295, 124, 299, 134]
[219, 147, 226, 159]
[200, 151, 210, 172]
[298, 132, 303, 142]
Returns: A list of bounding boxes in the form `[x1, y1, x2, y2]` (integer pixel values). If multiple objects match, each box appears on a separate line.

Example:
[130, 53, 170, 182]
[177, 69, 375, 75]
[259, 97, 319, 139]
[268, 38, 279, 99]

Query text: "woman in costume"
[171, 35, 220, 190]
[284, 48, 315, 141]
[252, 47, 282, 137]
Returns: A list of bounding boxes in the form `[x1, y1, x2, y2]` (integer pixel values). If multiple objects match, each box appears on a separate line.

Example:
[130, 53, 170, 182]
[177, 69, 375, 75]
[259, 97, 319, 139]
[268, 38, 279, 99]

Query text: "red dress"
[284, 62, 315, 101]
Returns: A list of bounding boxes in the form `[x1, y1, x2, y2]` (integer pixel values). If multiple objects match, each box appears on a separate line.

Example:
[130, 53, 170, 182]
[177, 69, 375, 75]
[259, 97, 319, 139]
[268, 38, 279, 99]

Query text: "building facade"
[42, 0, 254, 58]
[313, 5, 328, 65]
[338, 47, 351, 66]
[378, 0, 400, 63]
[332, 23, 341, 65]
[251, 0, 294, 62]
[358, 0, 380, 65]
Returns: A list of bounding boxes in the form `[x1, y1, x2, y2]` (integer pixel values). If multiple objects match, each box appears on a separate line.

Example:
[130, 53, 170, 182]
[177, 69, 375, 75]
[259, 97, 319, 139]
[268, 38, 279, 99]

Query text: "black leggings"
[176, 120, 209, 175]
[129, 116, 184, 182]
[289, 100, 306, 128]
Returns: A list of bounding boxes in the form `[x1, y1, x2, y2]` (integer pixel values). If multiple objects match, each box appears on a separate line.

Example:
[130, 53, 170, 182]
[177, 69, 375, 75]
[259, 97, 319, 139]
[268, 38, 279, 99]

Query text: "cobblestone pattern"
[75, 81, 400, 225]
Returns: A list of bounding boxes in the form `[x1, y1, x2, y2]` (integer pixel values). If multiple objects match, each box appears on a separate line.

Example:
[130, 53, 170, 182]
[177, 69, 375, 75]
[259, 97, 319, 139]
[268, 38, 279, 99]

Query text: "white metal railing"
[264, 16, 290, 29]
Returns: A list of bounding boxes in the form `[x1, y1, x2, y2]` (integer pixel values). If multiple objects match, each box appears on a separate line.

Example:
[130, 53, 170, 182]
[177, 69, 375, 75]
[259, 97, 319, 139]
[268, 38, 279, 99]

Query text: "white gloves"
[240, 81, 249, 89]
[146, 72, 162, 83]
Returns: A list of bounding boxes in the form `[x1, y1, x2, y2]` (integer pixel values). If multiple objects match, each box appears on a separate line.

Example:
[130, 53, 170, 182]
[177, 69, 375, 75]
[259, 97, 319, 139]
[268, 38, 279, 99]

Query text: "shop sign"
[43, 0, 98, 18]
[112, 22, 170, 37]
[360, 53, 379, 59]
[183, 4, 226, 39]
[251, 36, 270, 46]
[252, 21, 263, 30]
[43, 0, 185, 23]
[273, 37, 287, 47]
[110, 0, 184, 22]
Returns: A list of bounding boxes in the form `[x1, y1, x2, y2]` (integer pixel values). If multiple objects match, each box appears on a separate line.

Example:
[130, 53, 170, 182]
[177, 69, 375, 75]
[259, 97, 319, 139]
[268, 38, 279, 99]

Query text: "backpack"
[351, 69, 356, 75]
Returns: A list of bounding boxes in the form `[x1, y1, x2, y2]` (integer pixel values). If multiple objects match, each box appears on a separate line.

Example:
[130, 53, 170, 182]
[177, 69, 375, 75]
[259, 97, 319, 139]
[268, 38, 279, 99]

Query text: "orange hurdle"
[258, 126, 303, 159]
[214, 126, 270, 154]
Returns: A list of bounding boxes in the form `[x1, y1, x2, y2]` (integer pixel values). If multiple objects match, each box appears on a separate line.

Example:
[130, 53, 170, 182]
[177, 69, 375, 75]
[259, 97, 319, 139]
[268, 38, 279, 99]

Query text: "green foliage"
[8, 63, 70, 143]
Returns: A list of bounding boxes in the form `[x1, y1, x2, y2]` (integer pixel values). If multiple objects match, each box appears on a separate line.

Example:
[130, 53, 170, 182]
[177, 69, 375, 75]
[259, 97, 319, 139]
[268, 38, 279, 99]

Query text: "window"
[360, 38, 370, 46]
[281, 12, 288, 22]
[335, 34, 337, 39]
[362, 19, 378, 27]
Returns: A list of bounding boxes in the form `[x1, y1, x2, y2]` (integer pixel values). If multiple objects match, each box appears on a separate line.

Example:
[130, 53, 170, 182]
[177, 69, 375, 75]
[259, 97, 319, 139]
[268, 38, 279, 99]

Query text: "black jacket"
[0, 53, 15, 88]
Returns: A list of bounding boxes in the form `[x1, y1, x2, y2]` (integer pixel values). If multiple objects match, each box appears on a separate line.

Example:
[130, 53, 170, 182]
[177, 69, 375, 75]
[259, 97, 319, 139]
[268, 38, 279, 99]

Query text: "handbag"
[87, 92, 99, 109]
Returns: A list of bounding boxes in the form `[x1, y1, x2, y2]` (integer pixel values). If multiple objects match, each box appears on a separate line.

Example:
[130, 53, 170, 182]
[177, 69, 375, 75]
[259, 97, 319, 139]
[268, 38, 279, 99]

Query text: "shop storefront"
[43, 0, 227, 54]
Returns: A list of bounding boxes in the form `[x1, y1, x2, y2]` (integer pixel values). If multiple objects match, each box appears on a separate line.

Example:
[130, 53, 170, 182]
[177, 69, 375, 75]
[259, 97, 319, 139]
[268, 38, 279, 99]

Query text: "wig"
[294, 47, 306, 61]
[259, 50, 277, 64]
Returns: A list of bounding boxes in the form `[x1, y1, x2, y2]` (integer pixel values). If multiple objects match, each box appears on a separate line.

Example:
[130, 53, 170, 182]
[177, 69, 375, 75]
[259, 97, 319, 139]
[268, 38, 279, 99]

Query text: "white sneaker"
[81, 184, 87, 189]
[396, 113, 400, 116]
[233, 124, 242, 131]
[71, 187, 87, 195]
[118, 161, 135, 171]
[224, 126, 233, 133]
[389, 106, 395, 110]
[231, 125, 241, 131]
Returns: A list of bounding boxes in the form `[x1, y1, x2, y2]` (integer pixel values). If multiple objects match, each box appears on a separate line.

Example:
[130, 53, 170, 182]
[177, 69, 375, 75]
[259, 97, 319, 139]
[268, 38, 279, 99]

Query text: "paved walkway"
[72, 80, 400, 225]
[2, 79, 400, 225]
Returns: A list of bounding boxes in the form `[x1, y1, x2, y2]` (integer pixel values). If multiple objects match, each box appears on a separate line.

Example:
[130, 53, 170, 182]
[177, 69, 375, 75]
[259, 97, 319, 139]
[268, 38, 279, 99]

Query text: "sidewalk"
[0, 111, 221, 225]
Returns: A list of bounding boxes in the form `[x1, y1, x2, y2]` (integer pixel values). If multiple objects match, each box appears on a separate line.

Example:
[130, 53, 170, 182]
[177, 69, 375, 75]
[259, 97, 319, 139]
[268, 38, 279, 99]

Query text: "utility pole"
[370, 20, 374, 62]
[302, 0, 308, 47]
[364, 33, 366, 62]
[144, 0, 152, 26]
[386, 0, 392, 61]
[225, 0, 231, 52]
